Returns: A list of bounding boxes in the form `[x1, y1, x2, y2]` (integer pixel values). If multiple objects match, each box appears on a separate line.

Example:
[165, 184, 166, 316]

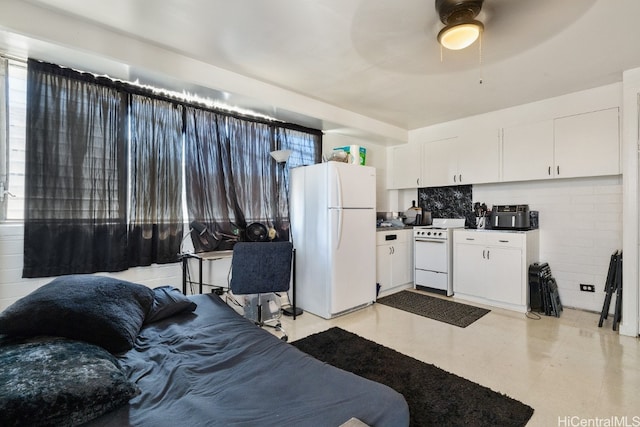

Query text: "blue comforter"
[87, 294, 409, 426]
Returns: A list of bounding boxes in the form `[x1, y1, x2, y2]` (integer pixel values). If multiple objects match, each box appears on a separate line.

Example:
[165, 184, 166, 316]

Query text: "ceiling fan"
[350, 0, 597, 75]
[435, 0, 484, 50]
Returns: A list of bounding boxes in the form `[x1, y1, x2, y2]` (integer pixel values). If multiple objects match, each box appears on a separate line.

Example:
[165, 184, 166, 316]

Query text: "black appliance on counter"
[489, 204, 531, 230]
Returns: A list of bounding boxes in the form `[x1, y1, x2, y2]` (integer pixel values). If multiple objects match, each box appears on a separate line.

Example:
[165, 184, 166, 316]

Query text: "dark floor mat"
[377, 290, 490, 327]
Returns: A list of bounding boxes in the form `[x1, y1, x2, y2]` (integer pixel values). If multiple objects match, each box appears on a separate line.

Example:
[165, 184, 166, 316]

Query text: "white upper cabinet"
[423, 129, 500, 187]
[457, 128, 501, 184]
[502, 120, 555, 181]
[388, 144, 421, 189]
[502, 108, 620, 182]
[399, 95, 621, 189]
[424, 137, 458, 187]
[553, 107, 620, 178]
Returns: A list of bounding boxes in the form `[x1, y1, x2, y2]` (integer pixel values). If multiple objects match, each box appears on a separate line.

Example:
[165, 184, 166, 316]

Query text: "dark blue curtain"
[22, 59, 320, 277]
[23, 59, 128, 277]
[127, 95, 184, 266]
[184, 106, 322, 247]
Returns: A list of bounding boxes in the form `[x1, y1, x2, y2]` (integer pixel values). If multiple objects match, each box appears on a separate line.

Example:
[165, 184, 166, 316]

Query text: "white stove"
[413, 218, 465, 296]
[414, 228, 448, 240]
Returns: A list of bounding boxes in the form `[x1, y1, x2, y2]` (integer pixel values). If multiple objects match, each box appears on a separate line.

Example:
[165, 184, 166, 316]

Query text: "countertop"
[376, 225, 538, 233]
[376, 225, 415, 232]
[457, 227, 538, 234]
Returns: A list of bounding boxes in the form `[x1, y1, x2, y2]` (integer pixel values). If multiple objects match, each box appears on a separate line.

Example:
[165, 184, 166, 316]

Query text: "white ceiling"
[6, 0, 640, 133]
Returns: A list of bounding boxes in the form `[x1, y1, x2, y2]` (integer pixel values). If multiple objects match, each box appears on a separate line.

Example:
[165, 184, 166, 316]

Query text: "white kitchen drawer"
[415, 269, 448, 290]
[485, 233, 524, 248]
[455, 230, 526, 248]
[454, 230, 487, 245]
[376, 229, 408, 246]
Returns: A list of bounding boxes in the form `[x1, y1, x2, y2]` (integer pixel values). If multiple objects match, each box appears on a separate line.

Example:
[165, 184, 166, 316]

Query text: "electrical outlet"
[580, 284, 595, 292]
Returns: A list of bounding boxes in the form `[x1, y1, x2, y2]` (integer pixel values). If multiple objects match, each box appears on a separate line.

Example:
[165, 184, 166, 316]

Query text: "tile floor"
[278, 289, 640, 427]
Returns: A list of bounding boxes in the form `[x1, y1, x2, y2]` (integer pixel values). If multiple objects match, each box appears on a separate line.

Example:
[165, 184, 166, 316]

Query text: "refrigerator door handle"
[334, 167, 343, 208]
[334, 209, 343, 250]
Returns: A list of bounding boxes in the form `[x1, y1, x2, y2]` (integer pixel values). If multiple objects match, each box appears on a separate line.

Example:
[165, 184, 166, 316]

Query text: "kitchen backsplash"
[417, 185, 472, 219]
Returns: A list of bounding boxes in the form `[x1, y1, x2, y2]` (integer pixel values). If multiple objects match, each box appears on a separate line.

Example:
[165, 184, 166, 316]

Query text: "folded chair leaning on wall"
[229, 241, 293, 341]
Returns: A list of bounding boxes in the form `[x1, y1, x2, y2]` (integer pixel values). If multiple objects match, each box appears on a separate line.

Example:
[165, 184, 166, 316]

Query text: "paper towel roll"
[349, 144, 360, 164]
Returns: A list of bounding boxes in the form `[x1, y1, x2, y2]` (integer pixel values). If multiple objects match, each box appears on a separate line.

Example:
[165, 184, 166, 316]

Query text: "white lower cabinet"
[376, 230, 412, 295]
[453, 229, 539, 313]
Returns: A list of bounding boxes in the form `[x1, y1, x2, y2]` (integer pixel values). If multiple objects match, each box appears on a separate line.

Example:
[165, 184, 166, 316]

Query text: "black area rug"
[292, 327, 534, 427]
[377, 290, 490, 328]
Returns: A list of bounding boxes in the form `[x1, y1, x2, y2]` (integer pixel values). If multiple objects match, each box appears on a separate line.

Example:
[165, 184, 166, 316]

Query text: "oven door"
[414, 239, 448, 273]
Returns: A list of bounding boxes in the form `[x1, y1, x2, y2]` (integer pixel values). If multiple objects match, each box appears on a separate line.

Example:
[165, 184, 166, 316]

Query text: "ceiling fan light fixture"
[437, 20, 483, 50]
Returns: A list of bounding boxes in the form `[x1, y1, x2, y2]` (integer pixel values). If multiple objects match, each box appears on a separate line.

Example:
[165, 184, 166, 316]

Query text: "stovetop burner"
[420, 218, 466, 229]
[413, 218, 465, 239]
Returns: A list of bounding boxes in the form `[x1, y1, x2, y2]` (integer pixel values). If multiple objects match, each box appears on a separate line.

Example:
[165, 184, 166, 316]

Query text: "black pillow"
[0, 275, 155, 353]
[0, 336, 139, 426]
[145, 285, 197, 324]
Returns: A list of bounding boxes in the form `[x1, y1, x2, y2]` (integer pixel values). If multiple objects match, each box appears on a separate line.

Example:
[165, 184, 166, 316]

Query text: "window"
[7, 58, 321, 277]
[1, 59, 26, 221]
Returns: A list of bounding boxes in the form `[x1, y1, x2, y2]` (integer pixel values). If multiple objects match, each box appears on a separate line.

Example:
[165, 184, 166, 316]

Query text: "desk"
[181, 250, 234, 295]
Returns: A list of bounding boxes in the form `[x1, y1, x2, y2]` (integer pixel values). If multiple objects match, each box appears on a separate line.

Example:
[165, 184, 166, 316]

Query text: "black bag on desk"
[528, 262, 563, 316]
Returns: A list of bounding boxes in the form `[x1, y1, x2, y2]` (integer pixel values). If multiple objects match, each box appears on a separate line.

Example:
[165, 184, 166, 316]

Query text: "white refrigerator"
[290, 162, 376, 319]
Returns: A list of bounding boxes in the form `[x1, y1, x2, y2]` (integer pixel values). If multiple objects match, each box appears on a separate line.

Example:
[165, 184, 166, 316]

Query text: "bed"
[0, 276, 409, 427]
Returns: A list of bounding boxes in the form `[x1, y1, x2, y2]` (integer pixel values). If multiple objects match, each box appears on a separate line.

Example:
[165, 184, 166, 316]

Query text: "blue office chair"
[229, 241, 293, 341]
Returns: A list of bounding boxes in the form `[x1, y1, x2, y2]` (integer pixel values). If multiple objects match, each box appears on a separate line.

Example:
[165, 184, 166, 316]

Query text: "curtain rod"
[28, 58, 323, 137]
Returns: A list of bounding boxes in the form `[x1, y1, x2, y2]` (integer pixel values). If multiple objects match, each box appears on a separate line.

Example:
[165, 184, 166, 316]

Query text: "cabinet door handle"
[487, 250, 490, 260]
[498, 239, 509, 243]
[459, 174, 462, 183]
[417, 178, 420, 185]
[453, 174, 457, 183]
[482, 249, 486, 259]
[557, 165, 560, 175]
[465, 238, 475, 241]
[548, 166, 551, 176]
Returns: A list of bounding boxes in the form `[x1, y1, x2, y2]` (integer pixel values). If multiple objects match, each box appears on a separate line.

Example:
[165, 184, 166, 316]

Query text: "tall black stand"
[282, 248, 302, 319]
[598, 250, 622, 330]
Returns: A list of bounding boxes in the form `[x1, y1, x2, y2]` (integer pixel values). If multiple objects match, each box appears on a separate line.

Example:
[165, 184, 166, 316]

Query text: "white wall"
[408, 84, 621, 145]
[0, 224, 185, 311]
[0, 133, 387, 311]
[621, 67, 640, 337]
[474, 176, 622, 313]
[0, 0, 407, 146]
[396, 176, 623, 313]
[394, 83, 625, 314]
[322, 133, 389, 212]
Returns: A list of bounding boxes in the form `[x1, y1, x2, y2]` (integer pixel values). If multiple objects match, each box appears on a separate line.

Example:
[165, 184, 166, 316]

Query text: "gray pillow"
[145, 285, 197, 324]
[0, 336, 139, 426]
[0, 275, 155, 353]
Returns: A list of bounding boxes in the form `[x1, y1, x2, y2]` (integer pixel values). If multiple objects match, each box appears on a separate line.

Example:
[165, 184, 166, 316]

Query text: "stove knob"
[426, 231, 431, 236]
